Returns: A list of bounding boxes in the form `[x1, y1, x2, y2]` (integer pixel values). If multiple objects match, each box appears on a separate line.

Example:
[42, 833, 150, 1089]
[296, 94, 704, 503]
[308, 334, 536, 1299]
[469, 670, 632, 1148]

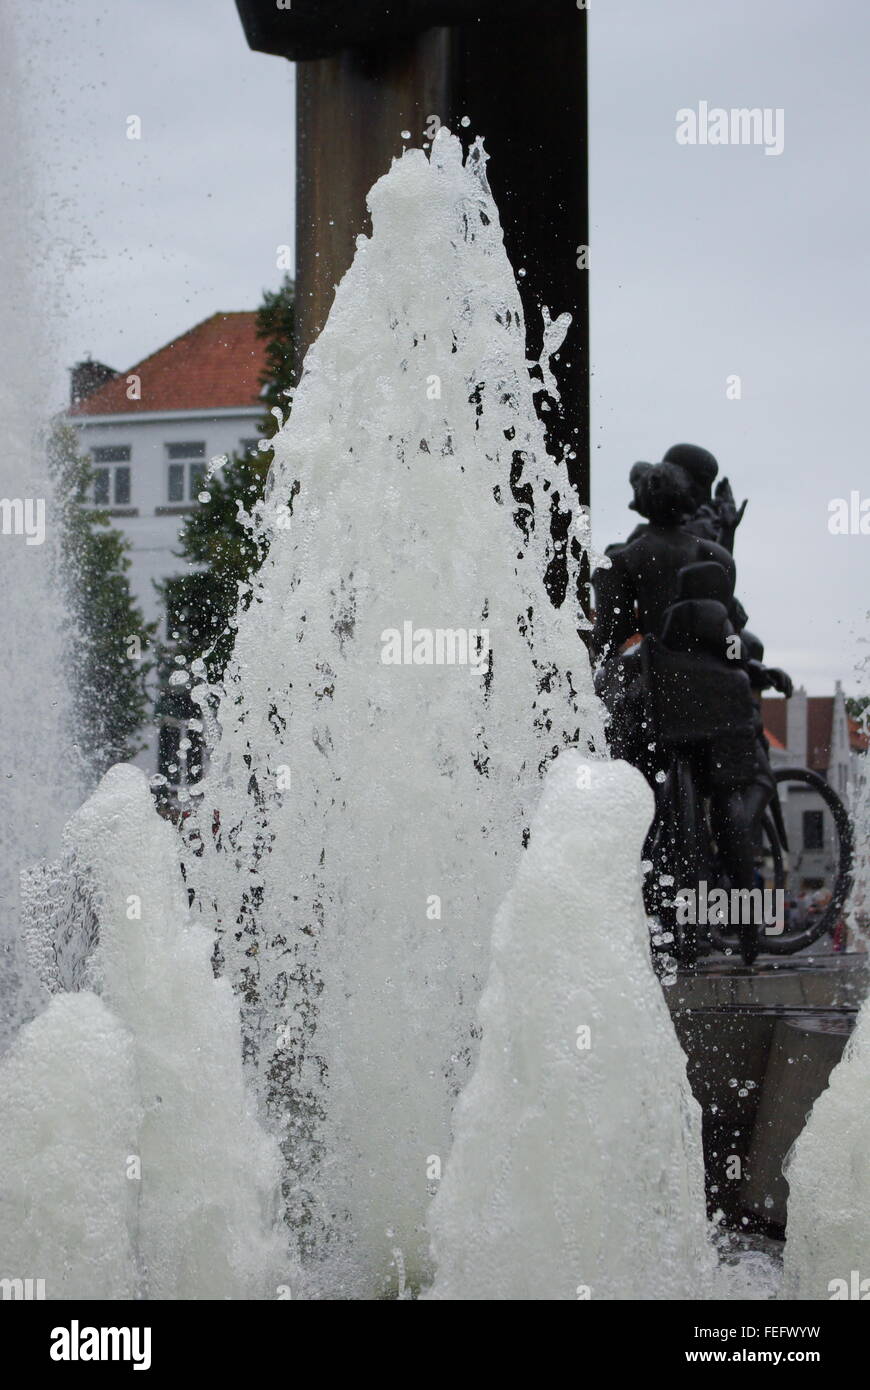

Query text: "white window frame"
[91, 445, 131, 506]
[165, 442, 206, 502]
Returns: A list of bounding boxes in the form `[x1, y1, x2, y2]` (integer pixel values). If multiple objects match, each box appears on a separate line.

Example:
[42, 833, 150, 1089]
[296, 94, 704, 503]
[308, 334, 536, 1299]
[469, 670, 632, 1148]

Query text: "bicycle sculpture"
[592, 444, 853, 966]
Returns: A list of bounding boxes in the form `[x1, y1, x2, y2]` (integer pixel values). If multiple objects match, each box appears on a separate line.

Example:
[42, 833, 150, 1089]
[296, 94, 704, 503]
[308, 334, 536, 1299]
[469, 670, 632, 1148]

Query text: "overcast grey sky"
[11, 0, 869, 693]
[591, 0, 870, 695]
[15, 0, 294, 404]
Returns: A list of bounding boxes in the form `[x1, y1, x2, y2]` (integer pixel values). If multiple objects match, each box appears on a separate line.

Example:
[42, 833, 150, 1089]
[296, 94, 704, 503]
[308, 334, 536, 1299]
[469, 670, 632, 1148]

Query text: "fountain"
[3, 104, 866, 1302]
[183, 130, 603, 1297]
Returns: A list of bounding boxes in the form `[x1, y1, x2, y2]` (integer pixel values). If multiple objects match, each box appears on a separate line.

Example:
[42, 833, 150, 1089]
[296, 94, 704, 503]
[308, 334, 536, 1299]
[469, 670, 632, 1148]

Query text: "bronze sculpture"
[592, 446, 795, 964]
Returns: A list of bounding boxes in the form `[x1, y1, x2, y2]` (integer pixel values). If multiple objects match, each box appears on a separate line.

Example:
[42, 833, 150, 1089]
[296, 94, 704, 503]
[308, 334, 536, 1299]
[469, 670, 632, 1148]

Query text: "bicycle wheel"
[760, 766, 853, 955]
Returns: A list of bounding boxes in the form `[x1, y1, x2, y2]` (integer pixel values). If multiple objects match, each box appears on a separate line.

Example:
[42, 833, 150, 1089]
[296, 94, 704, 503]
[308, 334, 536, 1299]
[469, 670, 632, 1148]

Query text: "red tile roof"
[761, 694, 865, 770]
[762, 698, 787, 751]
[69, 312, 266, 416]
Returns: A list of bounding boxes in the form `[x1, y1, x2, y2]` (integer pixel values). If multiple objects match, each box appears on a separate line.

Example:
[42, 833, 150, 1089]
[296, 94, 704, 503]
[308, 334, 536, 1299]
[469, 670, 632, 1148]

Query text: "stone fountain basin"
[667, 952, 869, 1234]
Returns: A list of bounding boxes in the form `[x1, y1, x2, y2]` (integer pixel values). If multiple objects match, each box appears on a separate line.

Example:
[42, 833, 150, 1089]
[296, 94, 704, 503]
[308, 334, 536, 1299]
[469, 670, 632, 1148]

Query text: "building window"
[166, 442, 206, 502]
[167, 463, 185, 502]
[91, 445, 131, 506]
[803, 810, 824, 851]
[93, 469, 110, 505]
[190, 462, 206, 497]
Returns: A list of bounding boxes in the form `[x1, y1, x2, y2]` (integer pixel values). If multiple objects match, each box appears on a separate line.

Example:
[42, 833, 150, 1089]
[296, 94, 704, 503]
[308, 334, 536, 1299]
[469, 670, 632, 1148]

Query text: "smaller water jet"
[0, 764, 289, 1300]
[781, 990, 870, 1300]
[0, 992, 141, 1299]
[427, 752, 716, 1300]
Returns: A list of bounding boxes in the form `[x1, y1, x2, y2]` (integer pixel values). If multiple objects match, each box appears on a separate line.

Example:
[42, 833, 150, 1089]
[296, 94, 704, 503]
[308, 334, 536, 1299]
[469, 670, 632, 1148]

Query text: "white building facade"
[68, 312, 267, 772]
[69, 404, 262, 635]
[763, 683, 864, 895]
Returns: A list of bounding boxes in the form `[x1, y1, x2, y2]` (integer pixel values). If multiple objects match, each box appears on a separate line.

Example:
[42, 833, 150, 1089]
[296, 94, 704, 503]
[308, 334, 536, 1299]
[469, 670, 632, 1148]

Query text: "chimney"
[832, 680, 849, 761]
[787, 685, 808, 765]
[69, 358, 117, 406]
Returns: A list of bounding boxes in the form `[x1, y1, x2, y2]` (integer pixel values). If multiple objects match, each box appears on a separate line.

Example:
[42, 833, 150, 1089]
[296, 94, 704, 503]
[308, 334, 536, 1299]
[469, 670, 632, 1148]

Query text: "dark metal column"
[235, 1, 589, 506]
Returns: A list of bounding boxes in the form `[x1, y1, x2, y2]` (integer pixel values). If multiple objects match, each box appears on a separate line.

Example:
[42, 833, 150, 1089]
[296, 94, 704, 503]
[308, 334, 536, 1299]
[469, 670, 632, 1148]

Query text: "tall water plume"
[0, 9, 85, 1052]
[185, 131, 605, 1296]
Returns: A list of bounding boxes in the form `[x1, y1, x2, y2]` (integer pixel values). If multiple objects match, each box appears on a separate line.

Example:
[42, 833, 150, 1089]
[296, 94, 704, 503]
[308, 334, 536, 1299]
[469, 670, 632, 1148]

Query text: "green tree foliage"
[256, 273, 296, 423]
[154, 277, 296, 777]
[49, 422, 156, 774]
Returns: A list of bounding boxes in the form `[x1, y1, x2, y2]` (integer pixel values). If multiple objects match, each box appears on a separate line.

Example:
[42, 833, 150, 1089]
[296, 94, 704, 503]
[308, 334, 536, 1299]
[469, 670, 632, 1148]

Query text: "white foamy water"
[781, 992, 870, 1300]
[0, 765, 288, 1299]
[774, 632, 870, 1299]
[845, 633, 870, 945]
[426, 752, 716, 1300]
[185, 131, 604, 1296]
[1, 14, 283, 1299]
[4, 93, 848, 1300]
[0, 992, 140, 1299]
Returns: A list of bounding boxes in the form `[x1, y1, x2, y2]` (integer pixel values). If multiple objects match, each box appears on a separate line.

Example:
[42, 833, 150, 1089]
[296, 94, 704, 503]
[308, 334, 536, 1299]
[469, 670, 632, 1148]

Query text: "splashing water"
[0, 991, 141, 1298]
[0, 766, 287, 1299]
[184, 131, 604, 1296]
[426, 752, 716, 1300]
[777, 623, 870, 1298]
[781, 990, 870, 1300]
[2, 117, 829, 1301]
[0, 11, 85, 1052]
[846, 628, 870, 945]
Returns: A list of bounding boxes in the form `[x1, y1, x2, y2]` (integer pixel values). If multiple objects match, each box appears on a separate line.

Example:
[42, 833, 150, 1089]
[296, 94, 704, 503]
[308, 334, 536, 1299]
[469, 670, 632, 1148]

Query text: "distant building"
[68, 312, 267, 770]
[68, 312, 267, 635]
[762, 683, 868, 892]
